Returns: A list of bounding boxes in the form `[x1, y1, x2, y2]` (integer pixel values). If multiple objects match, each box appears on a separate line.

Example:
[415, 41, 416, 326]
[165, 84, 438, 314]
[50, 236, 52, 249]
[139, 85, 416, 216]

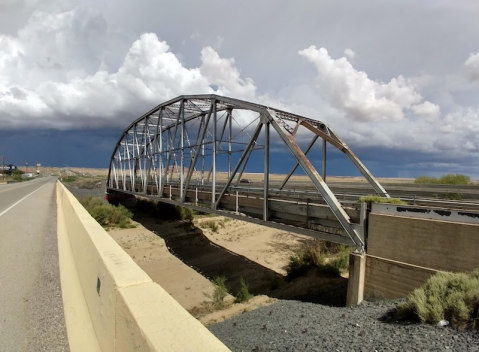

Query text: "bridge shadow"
[128, 208, 347, 307]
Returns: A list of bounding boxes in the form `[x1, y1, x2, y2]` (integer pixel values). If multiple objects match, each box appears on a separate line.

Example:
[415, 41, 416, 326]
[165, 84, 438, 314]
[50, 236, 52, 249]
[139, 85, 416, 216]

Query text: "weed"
[204, 276, 229, 309]
[397, 269, 479, 330]
[358, 195, 406, 205]
[235, 277, 254, 303]
[202, 220, 219, 232]
[286, 251, 316, 280]
[286, 240, 352, 280]
[320, 247, 352, 276]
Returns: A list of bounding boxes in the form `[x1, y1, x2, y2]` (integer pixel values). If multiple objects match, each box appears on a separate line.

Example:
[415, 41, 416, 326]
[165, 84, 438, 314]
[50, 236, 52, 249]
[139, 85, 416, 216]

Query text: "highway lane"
[0, 177, 69, 352]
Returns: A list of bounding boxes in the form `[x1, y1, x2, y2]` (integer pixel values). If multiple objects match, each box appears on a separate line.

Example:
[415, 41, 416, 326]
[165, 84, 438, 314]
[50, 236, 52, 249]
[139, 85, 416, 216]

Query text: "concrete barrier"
[363, 203, 479, 300]
[57, 182, 230, 352]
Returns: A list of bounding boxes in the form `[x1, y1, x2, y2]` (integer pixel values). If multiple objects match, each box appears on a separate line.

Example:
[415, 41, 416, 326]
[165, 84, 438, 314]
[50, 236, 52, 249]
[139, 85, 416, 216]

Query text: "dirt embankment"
[108, 210, 347, 325]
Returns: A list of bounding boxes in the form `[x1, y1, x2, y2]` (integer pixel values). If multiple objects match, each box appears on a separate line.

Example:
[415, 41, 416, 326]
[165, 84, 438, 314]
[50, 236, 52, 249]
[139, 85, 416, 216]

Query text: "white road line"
[0, 181, 51, 218]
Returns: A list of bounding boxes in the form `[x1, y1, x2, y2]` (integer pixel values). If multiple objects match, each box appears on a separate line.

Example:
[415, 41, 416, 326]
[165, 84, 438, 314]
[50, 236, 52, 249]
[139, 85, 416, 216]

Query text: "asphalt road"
[0, 177, 69, 352]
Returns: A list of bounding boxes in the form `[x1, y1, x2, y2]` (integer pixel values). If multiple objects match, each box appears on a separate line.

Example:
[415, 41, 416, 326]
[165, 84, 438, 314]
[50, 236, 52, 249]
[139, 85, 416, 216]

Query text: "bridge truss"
[107, 95, 389, 251]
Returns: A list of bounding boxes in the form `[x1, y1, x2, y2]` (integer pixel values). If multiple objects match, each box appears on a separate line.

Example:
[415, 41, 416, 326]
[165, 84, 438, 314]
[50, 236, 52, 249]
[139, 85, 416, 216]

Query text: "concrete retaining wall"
[57, 182, 230, 352]
[364, 203, 479, 300]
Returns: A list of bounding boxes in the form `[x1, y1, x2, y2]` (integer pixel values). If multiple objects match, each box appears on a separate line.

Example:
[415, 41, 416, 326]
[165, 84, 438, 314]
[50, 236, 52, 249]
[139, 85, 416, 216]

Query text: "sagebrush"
[80, 196, 134, 228]
[397, 269, 479, 330]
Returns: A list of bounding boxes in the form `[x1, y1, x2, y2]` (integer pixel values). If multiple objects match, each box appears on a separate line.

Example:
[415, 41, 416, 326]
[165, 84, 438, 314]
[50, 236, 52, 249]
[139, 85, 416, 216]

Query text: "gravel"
[209, 299, 479, 352]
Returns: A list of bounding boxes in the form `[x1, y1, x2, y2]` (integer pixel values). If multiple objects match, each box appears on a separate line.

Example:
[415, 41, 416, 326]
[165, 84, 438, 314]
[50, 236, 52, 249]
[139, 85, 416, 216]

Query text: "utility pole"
[1, 156, 5, 180]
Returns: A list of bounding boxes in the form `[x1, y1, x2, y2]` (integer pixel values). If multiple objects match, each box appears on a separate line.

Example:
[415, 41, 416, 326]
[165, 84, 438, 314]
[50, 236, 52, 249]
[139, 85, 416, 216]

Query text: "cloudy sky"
[1, 0, 479, 178]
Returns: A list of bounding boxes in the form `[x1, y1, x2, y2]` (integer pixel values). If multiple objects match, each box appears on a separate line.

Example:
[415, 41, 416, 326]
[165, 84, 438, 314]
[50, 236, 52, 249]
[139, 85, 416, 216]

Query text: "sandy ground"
[108, 225, 219, 310]
[193, 216, 308, 276]
[107, 213, 342, 324]
[41, 166, 415, 184]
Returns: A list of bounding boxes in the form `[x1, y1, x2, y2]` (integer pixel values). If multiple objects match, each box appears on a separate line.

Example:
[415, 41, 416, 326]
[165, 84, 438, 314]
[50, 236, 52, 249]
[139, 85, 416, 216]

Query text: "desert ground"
[47, 165, 414, 184]
[107, 212, 345, 325]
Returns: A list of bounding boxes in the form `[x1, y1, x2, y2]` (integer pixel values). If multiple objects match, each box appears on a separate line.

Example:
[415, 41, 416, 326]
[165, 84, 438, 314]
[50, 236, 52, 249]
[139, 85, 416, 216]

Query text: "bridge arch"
[107, 94, 389, 251]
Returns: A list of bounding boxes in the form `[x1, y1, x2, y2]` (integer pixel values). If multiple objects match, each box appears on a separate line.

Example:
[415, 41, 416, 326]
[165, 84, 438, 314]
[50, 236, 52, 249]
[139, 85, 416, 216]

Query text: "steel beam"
[263, 118, 270, 221]
[182, 106, 213, 202]
[266, 109, 364, 250]
[279, 135, 319, 190]
[215, 122, 263, 208]
[211, 100, 217, 209]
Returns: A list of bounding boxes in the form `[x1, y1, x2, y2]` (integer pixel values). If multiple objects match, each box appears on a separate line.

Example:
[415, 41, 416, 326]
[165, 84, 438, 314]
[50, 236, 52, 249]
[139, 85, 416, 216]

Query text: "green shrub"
[235, 277, 254, 303]
[205, 276, 229, 309]
[415, 173, 472, 185]
[327, 248, 352, 274]
[62, 176, 78, 183]
[286, 250, 316, 280]
[398, 270, 479, 330]
[439, 173, 471, 185]
[80, 196, 133, 228]
[444, 192, 463, 200]
[12, 169, 24, 181]
[202, 220, 219, 232]
[286, 240, 352, 280]
[358, 195, 406, 205]
[414, 175, 439, 184]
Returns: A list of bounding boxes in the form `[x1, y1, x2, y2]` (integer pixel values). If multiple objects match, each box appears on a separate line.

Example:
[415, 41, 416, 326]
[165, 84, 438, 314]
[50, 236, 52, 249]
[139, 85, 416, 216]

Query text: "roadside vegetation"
[80, 196, 135, 229]
[8, 169, 33, 182]
[205, 276, 230, 310]
[235, 277, 254, 303]
[414, 173, 474, 185]
[286, 240, 353, 280]
[201, 275, 254, 313]
[61, 176, 78, 183]
[358, 195, 406, 205]
[397, 268, 479, 330]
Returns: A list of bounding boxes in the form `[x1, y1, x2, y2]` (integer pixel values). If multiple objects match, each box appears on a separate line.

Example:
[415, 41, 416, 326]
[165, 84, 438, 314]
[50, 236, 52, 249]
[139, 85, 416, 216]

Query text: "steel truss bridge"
[107, 95, 390, 251]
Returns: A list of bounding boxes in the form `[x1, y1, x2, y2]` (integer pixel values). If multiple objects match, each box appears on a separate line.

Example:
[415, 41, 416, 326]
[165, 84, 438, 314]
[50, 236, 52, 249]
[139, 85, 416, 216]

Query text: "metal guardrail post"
[236, 191, 239, 214]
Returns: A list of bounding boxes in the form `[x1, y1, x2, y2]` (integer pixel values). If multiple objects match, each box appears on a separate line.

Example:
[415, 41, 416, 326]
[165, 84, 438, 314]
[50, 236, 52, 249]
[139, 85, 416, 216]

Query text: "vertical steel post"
[322, 139, 327, 182]
[236, 190, 239, 214]
[201, 115, 205, 185]
[228, 109, 232, 179]
[159, 108, 163, 196]
[263, 120, 270, 221]
[180, 99, 185, 201]
[211, 100, 217, 209]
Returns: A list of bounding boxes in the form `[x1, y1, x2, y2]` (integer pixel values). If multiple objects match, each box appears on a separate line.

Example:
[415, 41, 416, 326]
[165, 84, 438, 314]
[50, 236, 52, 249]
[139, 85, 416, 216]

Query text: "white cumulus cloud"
[465, 51, 479, 81]
[344, 48, 356, 60]
[298, 46, 439, 122]
[0, 7, 259, 129]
